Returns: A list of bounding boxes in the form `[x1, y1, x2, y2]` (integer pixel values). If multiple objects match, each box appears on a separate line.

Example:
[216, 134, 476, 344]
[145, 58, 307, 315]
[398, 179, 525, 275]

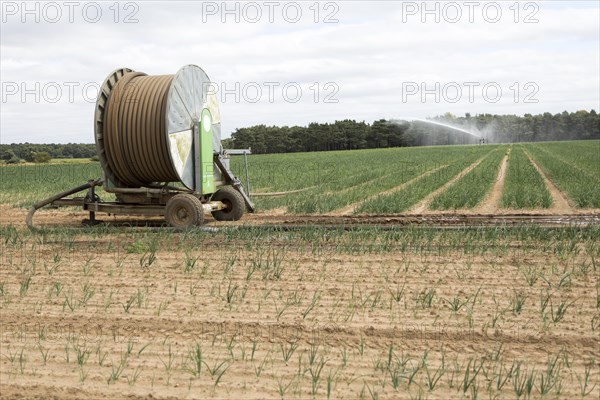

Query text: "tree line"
[1, 110, 598, 161]
[0, 143, 97, 163]
[225, 110, 599, 153]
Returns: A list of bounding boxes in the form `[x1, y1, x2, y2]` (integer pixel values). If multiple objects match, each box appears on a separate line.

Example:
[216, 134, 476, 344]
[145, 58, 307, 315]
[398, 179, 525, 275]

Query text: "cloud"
[1, 1, 598, 143]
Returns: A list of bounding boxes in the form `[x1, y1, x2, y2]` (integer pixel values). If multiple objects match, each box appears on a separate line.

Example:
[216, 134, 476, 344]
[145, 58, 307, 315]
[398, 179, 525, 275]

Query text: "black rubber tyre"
[211, 186, 245, 221]
[165, 194, 204, 228]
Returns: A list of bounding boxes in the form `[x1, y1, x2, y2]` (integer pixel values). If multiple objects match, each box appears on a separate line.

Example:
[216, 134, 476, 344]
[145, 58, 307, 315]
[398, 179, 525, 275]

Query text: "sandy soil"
[1, 220, 598, 399]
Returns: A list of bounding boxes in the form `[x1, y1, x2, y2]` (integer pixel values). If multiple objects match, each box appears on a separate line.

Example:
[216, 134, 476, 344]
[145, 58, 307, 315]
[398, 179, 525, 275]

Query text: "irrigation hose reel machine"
[27, 65, 255, 229]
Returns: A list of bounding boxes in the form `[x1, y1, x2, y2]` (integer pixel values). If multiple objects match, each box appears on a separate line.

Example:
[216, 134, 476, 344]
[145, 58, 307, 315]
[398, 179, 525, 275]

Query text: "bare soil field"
[1, 207, 599, 399]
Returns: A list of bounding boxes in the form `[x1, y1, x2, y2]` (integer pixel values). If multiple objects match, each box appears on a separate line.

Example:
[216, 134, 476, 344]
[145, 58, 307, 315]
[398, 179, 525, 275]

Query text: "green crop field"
[1, 140, 599, 213]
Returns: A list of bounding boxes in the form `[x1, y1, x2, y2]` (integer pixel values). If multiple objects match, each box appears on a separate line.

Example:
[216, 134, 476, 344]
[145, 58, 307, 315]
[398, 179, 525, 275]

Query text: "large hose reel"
[26, 65, 253, 230]
[94, 65, 222, 194]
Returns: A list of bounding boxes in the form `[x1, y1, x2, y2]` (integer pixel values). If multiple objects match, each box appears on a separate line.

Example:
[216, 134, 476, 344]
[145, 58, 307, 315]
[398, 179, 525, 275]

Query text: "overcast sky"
[1, 0, 598, 144]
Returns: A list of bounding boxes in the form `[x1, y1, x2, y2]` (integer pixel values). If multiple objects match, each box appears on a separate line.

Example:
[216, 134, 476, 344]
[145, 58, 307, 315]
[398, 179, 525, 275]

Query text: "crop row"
[530, 141, 599, 174]
[292, 146, 496, 213]
[237, 145, 496, 213]
[501, 146, 552, 209]
[356, 163, 475, 214]
[429, 147, 507, 210]
[525, 143, 600, 208]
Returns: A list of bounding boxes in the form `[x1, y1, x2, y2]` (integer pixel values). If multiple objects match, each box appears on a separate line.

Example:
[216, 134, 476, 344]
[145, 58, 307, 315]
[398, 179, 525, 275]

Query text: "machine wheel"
[211, 186, 245, 221]
[165, 194, 204, 228]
